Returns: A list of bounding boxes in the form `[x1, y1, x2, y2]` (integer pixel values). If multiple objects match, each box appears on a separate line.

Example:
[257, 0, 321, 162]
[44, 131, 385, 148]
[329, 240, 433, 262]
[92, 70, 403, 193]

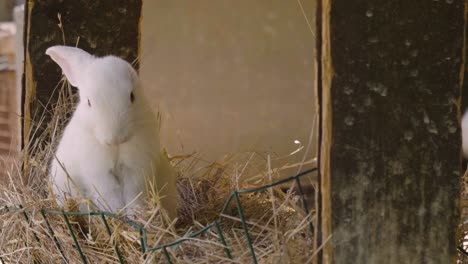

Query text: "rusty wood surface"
[320, 0, 465, 263]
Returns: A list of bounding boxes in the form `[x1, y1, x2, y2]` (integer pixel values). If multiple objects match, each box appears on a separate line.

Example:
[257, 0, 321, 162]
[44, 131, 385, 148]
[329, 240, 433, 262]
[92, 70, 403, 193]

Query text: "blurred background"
[0, 0, 21, 179]
[0, 0, 316, 177]
[142, 1, 316, 167]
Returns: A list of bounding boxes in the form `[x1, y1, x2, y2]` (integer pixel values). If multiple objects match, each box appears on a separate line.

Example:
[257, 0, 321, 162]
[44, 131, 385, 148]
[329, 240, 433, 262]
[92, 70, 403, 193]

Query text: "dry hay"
[0, 80, 318, 263]
[458, 168, 468, 263]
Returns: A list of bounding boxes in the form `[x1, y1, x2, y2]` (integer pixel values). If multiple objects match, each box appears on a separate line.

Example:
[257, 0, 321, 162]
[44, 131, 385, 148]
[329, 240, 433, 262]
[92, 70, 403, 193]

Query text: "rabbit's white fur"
[47, 46, 177, 219]
[463, 109, 468, 158]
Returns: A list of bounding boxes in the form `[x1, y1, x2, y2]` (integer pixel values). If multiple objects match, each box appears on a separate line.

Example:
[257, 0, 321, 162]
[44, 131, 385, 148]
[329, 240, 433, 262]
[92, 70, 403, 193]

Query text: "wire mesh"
[0, 168, 317, 264]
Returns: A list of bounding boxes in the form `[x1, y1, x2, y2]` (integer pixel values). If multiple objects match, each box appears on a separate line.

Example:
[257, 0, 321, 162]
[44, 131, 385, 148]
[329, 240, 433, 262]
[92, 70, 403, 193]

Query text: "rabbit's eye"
[87, 99, 91, 107]
[130, 92, 135, 103]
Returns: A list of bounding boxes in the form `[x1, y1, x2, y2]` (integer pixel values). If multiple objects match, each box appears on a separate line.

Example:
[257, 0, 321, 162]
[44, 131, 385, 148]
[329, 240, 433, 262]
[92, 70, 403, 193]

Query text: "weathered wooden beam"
[23, 0, 142, 149]
[319, 0, 465, 263]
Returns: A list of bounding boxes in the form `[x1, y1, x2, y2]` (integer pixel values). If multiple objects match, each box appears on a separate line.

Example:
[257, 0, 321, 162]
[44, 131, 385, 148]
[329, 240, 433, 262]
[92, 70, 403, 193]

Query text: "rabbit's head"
[46, 46, 145, 146]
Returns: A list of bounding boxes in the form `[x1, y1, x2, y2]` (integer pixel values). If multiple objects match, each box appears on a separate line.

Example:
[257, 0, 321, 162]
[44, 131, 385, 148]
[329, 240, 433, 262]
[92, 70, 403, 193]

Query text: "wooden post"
[0, 23, 16, 181]
[319, 0, 465, 263]
[23, 0, 142, 149]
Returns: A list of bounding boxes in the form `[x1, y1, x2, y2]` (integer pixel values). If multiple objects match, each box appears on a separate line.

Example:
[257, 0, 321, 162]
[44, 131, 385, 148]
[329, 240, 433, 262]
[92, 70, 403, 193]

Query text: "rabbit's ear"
[46, 46, 94, 88]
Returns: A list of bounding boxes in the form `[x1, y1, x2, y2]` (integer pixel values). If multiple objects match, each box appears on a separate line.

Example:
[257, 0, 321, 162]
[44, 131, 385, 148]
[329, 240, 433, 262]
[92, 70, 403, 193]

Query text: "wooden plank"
[319, 0, 464, 263]
[23, 0, 142, 150]
[0, 23, 16, 182]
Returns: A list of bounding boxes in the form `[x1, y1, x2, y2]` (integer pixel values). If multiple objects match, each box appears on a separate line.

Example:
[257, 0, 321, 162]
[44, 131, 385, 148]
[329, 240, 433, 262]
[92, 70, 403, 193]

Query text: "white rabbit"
[47, 46, 178, 219]
[463, 109, 468, 159]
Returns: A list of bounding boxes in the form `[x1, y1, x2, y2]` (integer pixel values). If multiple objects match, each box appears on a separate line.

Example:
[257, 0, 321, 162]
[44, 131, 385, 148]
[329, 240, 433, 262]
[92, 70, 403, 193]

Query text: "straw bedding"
[0, 82, 317, 263]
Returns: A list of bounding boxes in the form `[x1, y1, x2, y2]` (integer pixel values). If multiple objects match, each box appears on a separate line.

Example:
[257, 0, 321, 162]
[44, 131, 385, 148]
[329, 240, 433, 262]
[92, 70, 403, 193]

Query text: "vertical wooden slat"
[319, 1, 332, 262]
[314, 0, 325, 263]
[0, 70, 15, 152]
[320, 0, 464, 263]
[0, 22, 17, 181]
[0, 69, 16, 181]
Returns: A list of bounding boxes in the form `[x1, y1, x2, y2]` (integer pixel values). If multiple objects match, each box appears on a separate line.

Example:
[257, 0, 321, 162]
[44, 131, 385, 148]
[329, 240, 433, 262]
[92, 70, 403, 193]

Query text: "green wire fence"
[0, 168, 317, 264]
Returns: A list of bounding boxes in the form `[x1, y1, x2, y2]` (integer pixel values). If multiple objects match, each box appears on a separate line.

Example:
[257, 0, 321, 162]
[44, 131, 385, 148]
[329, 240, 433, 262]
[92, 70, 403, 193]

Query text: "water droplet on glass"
[404, 177, 412, 185]
[368, 36, 379, 43]
[410, 49, 419, 57]
[433, 162, 442, 176]
[410, 69, 419, 77]
[344, 86, 353, 95]
[345, 115, 355, 126]
[404, 39, 412, 46]
[423, 112, 430, 124]
[428, 123, 438, 134]
[366, 10, 374, 17]
[401, 59, 410, 66]
[366, 82, 388, 96]
[404, 131, 414, 141]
